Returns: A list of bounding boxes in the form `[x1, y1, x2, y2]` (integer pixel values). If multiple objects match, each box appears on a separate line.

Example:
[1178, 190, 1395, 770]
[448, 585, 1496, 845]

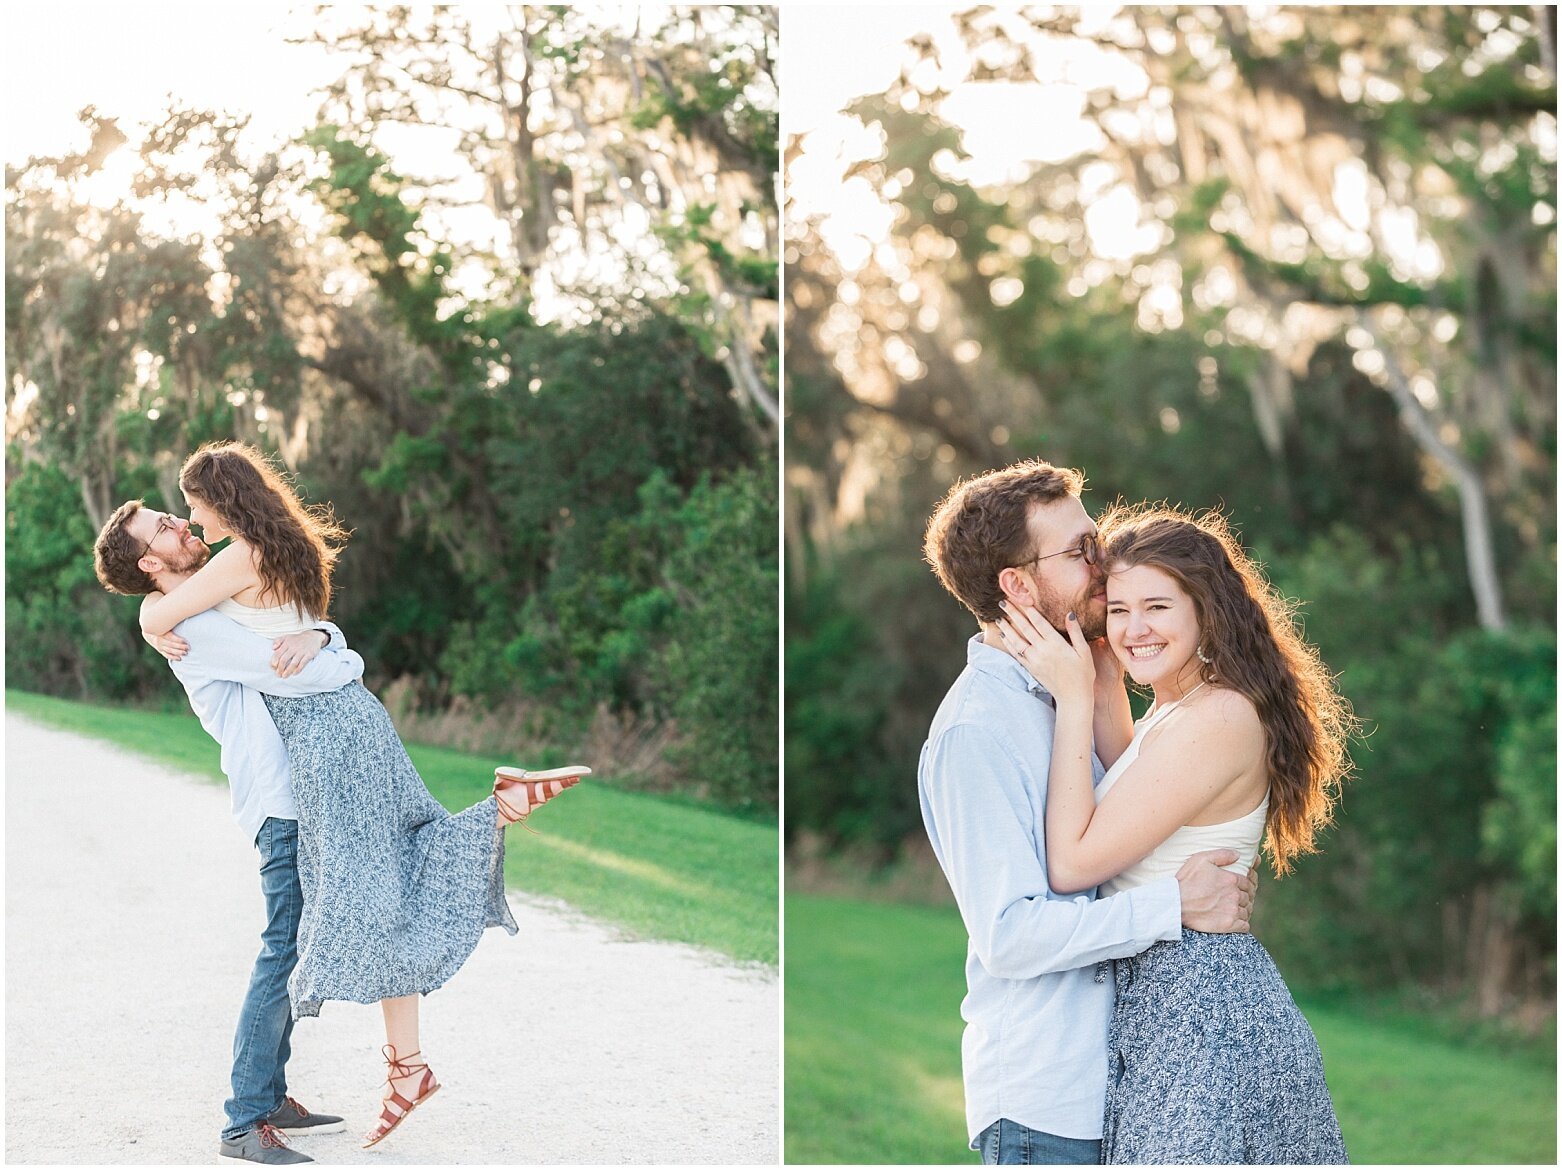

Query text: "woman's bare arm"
[138, 543, 261, 636]
[1047, 691, 1261, 893]
[998, 601, 1262, 894]
[1091, 640, 1134, 767]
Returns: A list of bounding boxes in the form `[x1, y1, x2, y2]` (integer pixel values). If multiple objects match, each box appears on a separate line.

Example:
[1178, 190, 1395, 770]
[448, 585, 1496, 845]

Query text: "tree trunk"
[79, 471, 110, 533]
[1359, 314, 1507, 631]
[1466, 883, 1519, 1017]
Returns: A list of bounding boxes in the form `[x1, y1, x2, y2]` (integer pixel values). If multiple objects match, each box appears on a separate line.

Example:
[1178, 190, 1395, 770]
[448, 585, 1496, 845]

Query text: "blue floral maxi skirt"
[263, 682, 518, 1019]
[1104, 929, 1348, 1165]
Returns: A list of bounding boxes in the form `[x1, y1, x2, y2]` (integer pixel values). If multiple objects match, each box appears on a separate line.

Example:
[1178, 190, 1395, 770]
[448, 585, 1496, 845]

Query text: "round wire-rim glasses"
[138, 514, 178, 560]
[1018, 530, 1100, 570]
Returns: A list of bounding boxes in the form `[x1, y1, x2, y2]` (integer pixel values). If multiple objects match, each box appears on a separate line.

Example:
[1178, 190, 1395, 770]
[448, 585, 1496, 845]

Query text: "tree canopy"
[7, 4, 779, 813]
[785, 5, 1555, 1016]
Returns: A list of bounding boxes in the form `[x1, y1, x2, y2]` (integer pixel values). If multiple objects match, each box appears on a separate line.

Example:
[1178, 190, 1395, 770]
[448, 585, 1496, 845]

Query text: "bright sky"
[782, 5, 1435, 295]
[782, 6, 941, 135]
[2, 4, 698, 315]
[783, 4, 1133, 166]
[3, 4, 337, 166]
[4, 3, 353, 250]
[784, 5, 1158, 275]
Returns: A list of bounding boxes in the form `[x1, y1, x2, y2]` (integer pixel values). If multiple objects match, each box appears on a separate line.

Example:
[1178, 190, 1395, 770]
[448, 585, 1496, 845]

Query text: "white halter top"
[212, 597, 317, 637]
[1095, 685, 1268, 895]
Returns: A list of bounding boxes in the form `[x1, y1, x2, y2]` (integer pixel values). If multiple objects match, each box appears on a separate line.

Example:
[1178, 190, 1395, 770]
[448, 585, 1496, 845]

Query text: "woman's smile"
[1106, 564, 1204, 696]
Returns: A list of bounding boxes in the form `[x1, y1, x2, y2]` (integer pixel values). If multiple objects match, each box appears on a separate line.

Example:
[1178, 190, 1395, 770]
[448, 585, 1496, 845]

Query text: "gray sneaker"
[218, 1123, 314, 1164]
[264, 1096, 346, 1135]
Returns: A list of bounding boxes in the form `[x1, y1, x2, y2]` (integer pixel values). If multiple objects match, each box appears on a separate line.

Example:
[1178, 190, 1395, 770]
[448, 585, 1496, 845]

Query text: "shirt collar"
[965, 632, 1055, 702]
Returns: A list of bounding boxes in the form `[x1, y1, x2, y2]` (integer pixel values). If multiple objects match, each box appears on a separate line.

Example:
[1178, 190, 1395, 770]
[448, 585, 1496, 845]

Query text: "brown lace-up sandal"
[361, 1045, 440, 1149]
[493, 765, 591, 830]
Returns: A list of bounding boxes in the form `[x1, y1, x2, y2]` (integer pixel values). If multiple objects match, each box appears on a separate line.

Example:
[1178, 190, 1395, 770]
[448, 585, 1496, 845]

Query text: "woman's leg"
[362, 995, 439, 1146]
[381, 995, 423, 1087]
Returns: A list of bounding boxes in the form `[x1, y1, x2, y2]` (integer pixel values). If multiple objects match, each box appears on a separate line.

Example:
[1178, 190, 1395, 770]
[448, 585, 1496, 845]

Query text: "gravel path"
[5, 712, 779, 1165]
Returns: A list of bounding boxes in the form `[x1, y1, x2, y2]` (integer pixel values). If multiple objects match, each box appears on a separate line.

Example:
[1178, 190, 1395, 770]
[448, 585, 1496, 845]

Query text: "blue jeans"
[978, 1118, 1101, 1165]
[222, 818, 302, 1140]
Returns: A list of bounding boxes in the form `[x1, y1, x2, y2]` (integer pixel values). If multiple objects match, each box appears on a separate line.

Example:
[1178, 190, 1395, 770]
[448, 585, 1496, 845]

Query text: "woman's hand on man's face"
[996, 599, 1095, 703]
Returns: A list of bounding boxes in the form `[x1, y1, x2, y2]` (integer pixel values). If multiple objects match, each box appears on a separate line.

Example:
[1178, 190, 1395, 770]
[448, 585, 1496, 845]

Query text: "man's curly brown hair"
[923, 459, 1084, 622]
[93, 499, 157, 596]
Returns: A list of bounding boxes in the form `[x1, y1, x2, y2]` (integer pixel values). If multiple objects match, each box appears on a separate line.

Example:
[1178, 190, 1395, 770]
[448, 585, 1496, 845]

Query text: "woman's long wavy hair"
[1099, 503, 1357, 876]
[179, 442, 349, 619]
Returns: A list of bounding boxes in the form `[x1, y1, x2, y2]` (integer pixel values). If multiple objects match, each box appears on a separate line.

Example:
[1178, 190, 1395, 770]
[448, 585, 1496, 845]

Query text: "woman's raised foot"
[361, 1045, 440, 1148]
[493, 764, 591, 828]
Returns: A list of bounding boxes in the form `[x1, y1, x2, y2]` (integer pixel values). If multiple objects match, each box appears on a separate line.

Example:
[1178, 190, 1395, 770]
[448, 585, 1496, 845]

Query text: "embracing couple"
[92, 441, 589, 1165]
[919, 458, 1353, 1165]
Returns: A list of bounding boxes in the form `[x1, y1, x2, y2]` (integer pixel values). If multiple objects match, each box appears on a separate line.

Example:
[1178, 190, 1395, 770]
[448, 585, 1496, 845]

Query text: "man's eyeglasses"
[1019, 531, 1100, 570]
[138, 515, 178, 560]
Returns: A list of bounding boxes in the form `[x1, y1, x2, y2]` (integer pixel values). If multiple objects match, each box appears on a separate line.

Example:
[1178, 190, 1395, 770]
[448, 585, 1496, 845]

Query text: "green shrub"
[5, 458, 173, 700]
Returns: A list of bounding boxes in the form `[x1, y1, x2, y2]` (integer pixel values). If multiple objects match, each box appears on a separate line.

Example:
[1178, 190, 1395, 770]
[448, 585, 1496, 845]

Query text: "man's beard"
[1033, 573, 1107, 640]
[162, 537, 211, 574]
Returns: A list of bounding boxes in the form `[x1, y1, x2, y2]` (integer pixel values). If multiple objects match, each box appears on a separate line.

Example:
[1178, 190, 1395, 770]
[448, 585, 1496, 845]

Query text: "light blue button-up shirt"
[163, 610, 364, 843]
[918, 635, 1182, 1146]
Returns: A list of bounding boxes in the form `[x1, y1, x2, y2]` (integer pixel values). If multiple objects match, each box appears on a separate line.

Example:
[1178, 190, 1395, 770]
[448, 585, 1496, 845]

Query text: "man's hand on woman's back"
[270, 630, 329, 678]
[1175, 848, 1257, 933]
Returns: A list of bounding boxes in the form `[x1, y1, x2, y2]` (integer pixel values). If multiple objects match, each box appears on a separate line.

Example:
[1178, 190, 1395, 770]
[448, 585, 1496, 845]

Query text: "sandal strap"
[381, 1043, 429, 1079]
[382, 1046, 434, 1092]
[493, 786, 533, 829]
[378, 1081, 429, 1115]
[379, 1095, 411, 1124]
[370, 1045, 436, 1134]
[494, 777, 565, 831]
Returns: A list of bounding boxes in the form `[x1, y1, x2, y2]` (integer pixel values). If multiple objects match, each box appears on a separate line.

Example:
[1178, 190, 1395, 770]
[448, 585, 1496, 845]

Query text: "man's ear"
[996, 566, 1038, 609]
[138, 554, 162, 576]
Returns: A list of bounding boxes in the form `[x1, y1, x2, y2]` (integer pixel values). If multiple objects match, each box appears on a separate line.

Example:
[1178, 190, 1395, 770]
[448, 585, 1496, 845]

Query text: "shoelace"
[280, 1095, 307, 1119]
[257, 1123, 292, 1150]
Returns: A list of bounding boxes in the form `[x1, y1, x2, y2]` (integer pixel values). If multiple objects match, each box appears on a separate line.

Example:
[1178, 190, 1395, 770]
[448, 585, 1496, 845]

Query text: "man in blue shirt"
[919, 459, 1255, 1165]
[95, 500, 356, 1166]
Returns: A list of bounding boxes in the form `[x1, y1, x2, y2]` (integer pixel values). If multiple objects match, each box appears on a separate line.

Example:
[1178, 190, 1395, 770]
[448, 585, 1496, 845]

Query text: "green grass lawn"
[785, 894, 1557, 1165]
[6, 690, 777, 966]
